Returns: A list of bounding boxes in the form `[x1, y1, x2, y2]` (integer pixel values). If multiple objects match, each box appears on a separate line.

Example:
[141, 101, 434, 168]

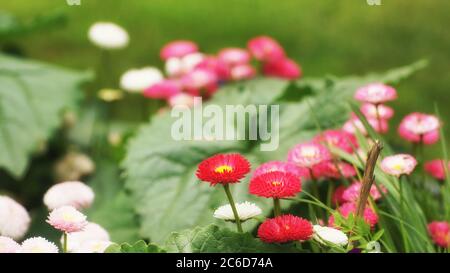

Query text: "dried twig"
[356, 140, 383, 217]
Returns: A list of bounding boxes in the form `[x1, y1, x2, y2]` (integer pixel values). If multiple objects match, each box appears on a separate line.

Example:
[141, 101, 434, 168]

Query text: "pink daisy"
[47, 206, 88, 233]
[313, 129, 358, 153]
[354, 83, 397, 104]
[287, 142, 331, 169]
[160, 40, 198, 60]
[398, 113, 440, 145]
[380, 154, 417, 177]
[342, 181, 386, 203]
[360, 103, 394, 120]
[329, 202, 378, 228]
[424, 159, 450, 181]
[252, 161, 310, 180]
[247, 36, 285, 62]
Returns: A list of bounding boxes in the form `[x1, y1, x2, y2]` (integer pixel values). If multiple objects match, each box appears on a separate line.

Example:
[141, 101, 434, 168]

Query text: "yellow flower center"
[62, 212, 76, 222]
[272, 181, 282, 186]
[301, 147, 317, 158]
[215, 165, 233, 174]
[284, 225, 290, 230]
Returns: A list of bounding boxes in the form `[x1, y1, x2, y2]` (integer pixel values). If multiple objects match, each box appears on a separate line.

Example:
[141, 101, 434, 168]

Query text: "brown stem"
[355, 140, 383, 218]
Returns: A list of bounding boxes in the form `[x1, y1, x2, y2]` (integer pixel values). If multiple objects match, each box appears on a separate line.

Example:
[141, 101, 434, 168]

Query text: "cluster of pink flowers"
[287, 130, 358, 180]
[343, 82, 442, 147]
[144, 36, 302, 107]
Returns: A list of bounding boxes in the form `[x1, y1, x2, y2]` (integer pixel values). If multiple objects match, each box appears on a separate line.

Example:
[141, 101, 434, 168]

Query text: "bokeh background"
[2, 0, 449, 153]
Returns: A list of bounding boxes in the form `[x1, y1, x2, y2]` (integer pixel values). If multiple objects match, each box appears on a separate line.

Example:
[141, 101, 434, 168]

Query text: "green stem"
[399, 176, 410, 252]
[223, 184, 243, 233]
[63, 232, 68, 253]
[273, 198, 281, 217]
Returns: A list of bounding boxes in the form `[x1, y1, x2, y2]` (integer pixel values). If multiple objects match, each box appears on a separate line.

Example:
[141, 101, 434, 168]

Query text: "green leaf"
[0, 10, 67, 40]
[105, 240, 166, 253]
[165, 224, 300, 253]
[87, 161, 140, 244]
[0, 53, 92, 177]
[123, 62, 425, 244]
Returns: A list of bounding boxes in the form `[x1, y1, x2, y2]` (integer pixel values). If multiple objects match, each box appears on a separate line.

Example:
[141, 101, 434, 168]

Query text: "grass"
[2, 0, 450, 156]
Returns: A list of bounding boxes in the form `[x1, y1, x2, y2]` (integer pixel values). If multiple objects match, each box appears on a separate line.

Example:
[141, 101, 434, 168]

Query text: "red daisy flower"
[257, 214, 313, 243]
[196, 153, 251, 185]
[249, 171, 301, 198]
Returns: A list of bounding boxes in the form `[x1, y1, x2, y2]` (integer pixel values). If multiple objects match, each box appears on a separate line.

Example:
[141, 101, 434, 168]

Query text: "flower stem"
[273, 198, 281, 217]
[223, 184, 243, 233]
[63, 232, 68, 253]
[399, 176, 410, 252]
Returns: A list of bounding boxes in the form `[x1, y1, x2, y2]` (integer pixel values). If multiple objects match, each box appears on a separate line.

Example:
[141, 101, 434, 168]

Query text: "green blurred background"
[2, 0, 450, 155]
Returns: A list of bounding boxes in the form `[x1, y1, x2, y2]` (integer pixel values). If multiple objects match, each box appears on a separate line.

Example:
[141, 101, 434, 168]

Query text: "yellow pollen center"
[284, 225, 290, 230]
[392, 163, 404, 171]
[215, 165, 233, 174]
[272, 181, 282, 186]
[62, 212, 76, 222]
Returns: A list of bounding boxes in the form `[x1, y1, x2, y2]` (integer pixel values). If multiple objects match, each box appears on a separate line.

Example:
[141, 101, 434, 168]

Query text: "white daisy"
[120, 67, 163, 93]
[213, 201, 262, 221]
[62, 222, 110, 252]
[19, 237, 59, 253]
[72, 240, 112, 253]
[44, 181, 95, 211]
[88, 22, 129, 49]
[312, 225, 348, 246]
[0, 195, 31, 240]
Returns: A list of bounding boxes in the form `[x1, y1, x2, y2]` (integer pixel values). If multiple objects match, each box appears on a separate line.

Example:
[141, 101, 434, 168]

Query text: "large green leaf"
[122, 62, 426, 244]
[105, 240, 166, 253]
[0, 53, 91, 177]
[165, 224, 300, 253]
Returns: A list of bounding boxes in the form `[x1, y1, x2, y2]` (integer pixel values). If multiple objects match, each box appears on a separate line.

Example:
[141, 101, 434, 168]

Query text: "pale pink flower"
[381, 154, 417, 177]
[0, 195, 30, 240]
[63, 222, 110, 252]
[247, 36, 285, 62]
[262, 57, 302, 79]
[195, 56, 230, 80]
[73, 240, 112, 253]
[424, 159, 450, 181]
[312, 161, 356, 179]
[230, 64, 256, 81]
[47, 206, 88, 233]
[217, 48, 250, 66]
[342, 115, 388, 135]
[181, 68, 218, 97]
[143, 79, 181, 99]
[354, 83, 397, 104]
[20, 237, 59, 253]
[398, 113, 440, 144]
[252, 161, 310, 180]
[160, 40, 198, 60]
[342, 181, 386, 203]
[287, 142, 331, 168]
[313, 129, 358, 153]
[0, 236, 20, 253]
[168, 93, 196, 108]
[43, 181, 94, 211]
[360, 103, 394, 120]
